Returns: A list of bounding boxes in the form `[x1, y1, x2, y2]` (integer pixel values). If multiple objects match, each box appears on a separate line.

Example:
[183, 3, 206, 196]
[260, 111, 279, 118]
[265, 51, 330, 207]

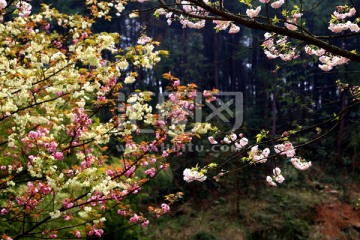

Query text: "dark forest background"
[33, 1, 360, 239]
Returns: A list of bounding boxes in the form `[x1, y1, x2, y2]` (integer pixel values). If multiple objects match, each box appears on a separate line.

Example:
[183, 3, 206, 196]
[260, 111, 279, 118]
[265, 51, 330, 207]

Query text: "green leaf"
[272, 15, 279, 24]
[239, 0, 252, 7]
[256, 133, 264, 143]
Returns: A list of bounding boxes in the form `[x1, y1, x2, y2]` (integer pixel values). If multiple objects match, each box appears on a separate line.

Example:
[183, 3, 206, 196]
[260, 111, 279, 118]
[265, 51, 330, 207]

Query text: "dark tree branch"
[158, 0, 360, 62]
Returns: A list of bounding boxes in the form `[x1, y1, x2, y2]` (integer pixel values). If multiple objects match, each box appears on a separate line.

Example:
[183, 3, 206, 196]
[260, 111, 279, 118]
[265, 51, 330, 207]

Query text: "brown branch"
[158, 0, 360, 62]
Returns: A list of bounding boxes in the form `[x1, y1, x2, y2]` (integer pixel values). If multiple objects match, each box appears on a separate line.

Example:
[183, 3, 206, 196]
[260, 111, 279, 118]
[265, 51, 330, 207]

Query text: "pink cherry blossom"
[162, 151, 169, 157]
[234, 138, 249, 150]
[347, 22, 360, 32]
[328, 22, 348, 33]
[239, 137, 248, 147]
[271, 0, 284, 9]
[161, 203, 170, 212]
[264, 50, 278, 59]
[144, 168, 156, 177]
[129, 214, 139, 223]
[183, 168, 207, 182]
[349, 8, 356, 16]
[16, 1, 32, 17]
[229, 23, 240, 34]
[266, 176, 277, 187]
[291, 158, 312, 170]
[318, 64, 333, 71]
[213, 20, 230, 31]
[74, 231, 81, 238]
[137, 36, 151, 45]
[246, 6, 261, 18]
[274, 142, 296, 158]
[275, 174, 285, 183]
[94, 228, 104, 237]
[284, 19, 297, 31]
[315, 48, 326, 56]
[293, 13, 303, 19]
[251, 145, 269, 163]
[0, 0, 7, 10]
[208, 136, 218, 144]
[230, 133, 237, 141]
[28, 131, 40, 139]
[222, 137, 231, 144]
[142, 220, 150, 227]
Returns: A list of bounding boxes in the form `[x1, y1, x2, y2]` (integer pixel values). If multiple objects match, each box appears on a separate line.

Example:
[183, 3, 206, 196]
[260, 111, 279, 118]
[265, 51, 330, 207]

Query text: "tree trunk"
[214, 33, 219, 89]
[336, 90, 347, 166]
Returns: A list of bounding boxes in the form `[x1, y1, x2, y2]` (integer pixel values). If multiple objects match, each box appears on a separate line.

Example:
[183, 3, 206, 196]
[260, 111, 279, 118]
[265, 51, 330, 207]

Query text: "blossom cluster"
[183, 168, 207, 182]
[305, 45, 350, 71]
[195, 132, 311, 187]
[263, 27, 350, 71]
[216, 132, 249, 150]
[262, 33, 300, 61]
[257, 0, 285, 10]
[242, 4, 357, 71]
[154, 2, 241, 34]
[266, 167, 285, 187]
[329, 5, 359, 33]
[290, 157, 312, 171]
[152, 0, 289, 34]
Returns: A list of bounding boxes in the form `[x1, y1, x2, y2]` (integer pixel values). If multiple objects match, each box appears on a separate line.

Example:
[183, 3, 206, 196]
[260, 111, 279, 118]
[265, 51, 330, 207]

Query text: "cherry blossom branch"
[157, 0, 360, 62]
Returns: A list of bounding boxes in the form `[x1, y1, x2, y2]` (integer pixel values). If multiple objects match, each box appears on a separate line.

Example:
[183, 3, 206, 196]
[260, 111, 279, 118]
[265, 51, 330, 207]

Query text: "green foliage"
[239, 0, 252, 7]
[256, 130, 269, 143]
[141, 166, 174, 202]
[103, 211, 142, 240]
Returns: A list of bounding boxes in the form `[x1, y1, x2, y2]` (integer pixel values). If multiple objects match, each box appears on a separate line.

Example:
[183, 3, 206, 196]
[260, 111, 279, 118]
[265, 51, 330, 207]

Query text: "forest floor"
[311, 183, 360, 240]
[141, 167, 360, 240]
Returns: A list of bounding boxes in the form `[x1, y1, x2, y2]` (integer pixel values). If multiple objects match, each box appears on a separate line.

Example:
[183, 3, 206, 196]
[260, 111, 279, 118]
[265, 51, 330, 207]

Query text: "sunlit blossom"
[183, 168, 207, 182]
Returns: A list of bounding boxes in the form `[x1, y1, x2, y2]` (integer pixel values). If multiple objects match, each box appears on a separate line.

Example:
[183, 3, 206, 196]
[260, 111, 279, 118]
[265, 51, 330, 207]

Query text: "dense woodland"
[3, 0, 360, 239]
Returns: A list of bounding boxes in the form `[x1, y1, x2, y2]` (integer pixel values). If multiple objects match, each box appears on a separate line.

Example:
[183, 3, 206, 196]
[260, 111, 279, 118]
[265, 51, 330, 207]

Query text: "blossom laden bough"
[148, 0, 360, 71]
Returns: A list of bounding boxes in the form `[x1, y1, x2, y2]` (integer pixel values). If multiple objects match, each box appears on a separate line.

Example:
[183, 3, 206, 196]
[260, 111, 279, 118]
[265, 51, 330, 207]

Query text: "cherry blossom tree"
[0, 1, 218, 239]
[0, 0, 359, 239]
